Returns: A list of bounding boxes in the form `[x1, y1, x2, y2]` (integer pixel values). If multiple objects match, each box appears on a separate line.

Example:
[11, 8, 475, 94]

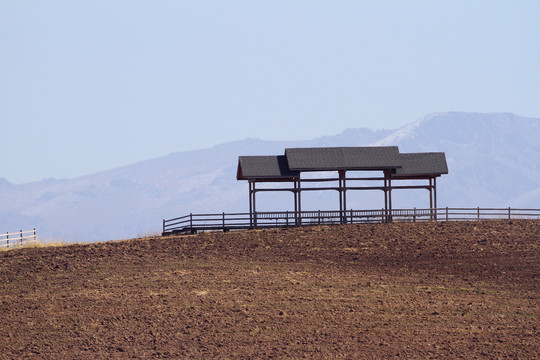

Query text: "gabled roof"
[393, 152, 448, 178]
[237, 146, 448, 181]
[237, 155, 299, 181]
[285, 146, 401, 171]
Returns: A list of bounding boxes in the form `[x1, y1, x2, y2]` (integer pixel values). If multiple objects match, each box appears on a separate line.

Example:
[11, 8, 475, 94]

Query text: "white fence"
[1, 229, 37, 249]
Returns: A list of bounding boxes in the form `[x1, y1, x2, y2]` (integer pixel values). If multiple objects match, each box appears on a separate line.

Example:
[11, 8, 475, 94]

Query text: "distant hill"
[0, 112, 538, 242]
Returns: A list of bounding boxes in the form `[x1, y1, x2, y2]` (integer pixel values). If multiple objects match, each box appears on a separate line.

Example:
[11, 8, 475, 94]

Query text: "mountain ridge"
[1, 112, 539, 242]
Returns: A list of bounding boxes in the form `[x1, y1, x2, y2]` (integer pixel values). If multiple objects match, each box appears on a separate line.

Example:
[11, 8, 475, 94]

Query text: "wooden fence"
[162, 207, 540, 235]
[1, 229, 37, 249]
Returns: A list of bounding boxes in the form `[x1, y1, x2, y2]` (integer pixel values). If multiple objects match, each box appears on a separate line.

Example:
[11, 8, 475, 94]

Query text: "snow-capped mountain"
[1, 113, 538, 242]
[376, 112, 540, 208]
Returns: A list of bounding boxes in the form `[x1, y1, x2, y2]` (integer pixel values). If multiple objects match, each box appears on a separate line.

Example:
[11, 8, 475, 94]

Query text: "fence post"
[446, 207, 449, 221]
[20, 230, 23, 246]
[508, 207, 511, 220]
[222, 212, 225, 229]
[477, 207, 480, 220]
[286, 211, 289, 226]
[34, 228, 36, 243]
[318, 210, 321, 225]
[350, 209, 353, 224]
[6, 232, 8, 248]
[190, 213, 193, 228]
[413, 207, 416, 223]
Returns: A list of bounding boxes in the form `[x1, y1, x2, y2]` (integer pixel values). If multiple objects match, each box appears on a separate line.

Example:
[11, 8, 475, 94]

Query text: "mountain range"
[1, 112, 539, 242]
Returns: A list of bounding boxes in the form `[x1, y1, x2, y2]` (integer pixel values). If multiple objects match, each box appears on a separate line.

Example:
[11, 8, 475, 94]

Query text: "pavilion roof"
[285, 146, 401, 171]
[237, 155, 299, 181]
[393, 152, 449, 178]
[236, 146, 448, 181]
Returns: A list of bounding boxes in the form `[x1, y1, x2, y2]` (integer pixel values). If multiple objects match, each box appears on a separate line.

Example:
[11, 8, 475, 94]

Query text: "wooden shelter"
[237, 146, 448, 225]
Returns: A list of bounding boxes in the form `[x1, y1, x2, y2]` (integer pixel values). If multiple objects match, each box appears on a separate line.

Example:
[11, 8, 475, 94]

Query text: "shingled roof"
[237, 146, 448, 180]
[237, 155, 299, 181]
[393, 152, 448, 178]
[285, 146, 401, 171]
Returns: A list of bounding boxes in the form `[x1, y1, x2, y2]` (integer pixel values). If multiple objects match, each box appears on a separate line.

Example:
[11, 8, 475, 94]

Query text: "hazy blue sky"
[2, 1, 539, 184]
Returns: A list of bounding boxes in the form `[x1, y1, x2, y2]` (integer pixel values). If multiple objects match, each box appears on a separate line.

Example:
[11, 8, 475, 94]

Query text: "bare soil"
[1, 220, 539, 359]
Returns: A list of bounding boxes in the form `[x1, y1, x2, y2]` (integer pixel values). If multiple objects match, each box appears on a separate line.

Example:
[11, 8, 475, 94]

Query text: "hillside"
[1, 220, 539, 359]
[1, 111, 539, 242]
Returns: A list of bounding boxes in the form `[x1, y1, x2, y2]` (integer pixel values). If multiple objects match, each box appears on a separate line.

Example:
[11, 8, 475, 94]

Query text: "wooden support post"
[433, 177, 438, 221]
[293, 181, 298, 226]
[20, 230, 23, 246]
[433, 177, 438, 209]
[338, 171, 343, 224]
[253, 182, 257, 227]
[297, 178, 302, 226]
[508, 207, 511, 220]
[388, 176, 392, 223]
[429, 178, 433, 221]
[384, 176, 388, 223]
[248, 180, 253, 227]
[6, 232, 8, 248]
[446, 206, 449, 221]
[342, 170, 347, 224]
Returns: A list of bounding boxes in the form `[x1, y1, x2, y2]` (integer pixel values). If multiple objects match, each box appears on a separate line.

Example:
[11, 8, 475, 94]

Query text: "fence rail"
[162, 207, 540, 235]
[1, 229, 37, 249]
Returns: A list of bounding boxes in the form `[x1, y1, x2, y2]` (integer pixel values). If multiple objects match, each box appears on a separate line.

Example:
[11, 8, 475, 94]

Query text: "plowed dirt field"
[1, 220, 539, 359]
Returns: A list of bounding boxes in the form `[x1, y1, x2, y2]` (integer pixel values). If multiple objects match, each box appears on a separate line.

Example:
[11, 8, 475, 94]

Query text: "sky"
[1, 1, 539, 184]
